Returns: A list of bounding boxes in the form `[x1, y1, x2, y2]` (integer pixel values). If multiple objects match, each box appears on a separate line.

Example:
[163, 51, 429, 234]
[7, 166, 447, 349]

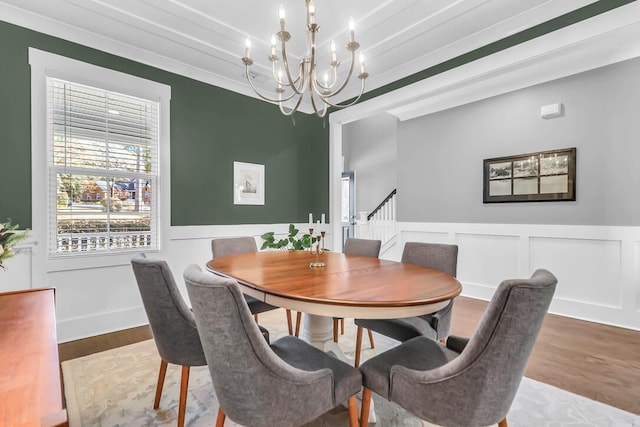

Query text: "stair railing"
[358, 189, 397, 246]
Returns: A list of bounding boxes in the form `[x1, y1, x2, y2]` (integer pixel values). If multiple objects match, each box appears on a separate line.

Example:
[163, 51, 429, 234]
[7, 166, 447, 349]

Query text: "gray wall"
[343, 112, 398, 215]
[397, 57, 640, 225]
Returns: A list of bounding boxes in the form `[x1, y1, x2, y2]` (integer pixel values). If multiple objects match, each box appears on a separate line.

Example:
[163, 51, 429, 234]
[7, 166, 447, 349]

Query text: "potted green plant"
[261, 223, 317, 251]
[0, 220, 30, 270]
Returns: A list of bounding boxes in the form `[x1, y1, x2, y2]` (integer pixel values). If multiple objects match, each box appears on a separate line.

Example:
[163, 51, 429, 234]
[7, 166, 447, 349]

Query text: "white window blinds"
[48, 78, 160, 255]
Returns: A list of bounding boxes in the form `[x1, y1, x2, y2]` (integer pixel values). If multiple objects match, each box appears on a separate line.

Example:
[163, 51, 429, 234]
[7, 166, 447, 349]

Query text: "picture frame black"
[483, 147, 576, 203]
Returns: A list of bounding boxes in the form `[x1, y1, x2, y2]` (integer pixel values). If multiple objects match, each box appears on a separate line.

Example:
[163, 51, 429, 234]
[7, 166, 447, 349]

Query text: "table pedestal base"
[300, 313, 377, 423]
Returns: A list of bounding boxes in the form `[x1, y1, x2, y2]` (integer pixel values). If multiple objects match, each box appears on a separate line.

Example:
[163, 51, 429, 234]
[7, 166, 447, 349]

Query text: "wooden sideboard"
[0, 288, 68, 427]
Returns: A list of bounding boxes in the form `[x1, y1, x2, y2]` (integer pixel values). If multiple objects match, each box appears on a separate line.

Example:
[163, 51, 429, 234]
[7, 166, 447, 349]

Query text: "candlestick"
[309, 228, 325, 268]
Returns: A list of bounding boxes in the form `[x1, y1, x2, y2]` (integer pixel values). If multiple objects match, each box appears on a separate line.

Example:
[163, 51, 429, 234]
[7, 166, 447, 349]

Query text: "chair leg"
[348, 395, 358, 427]
[360, 388, 372, 427]
[367, 329, 375, 349]
[286, 309, 293, 335]
[498, 418, 508, 427]
[178, 366, 190, 427]
[215, 408, 226, 427]
[295, 312, 302, 337]
[153, 359, 168, 409]
[333, 318, 339, 343]
[355, 326, 364, 368]
[341, 318, 345, 335]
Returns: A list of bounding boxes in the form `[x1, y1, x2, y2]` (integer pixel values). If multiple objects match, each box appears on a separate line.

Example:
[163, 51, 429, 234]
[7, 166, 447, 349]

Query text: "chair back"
[401, 242, 458, 277]
[130, 253, 205, 366]
[344, 237, 382, 258]
[211, 236, 257, 258]
[391, 269, 557, 426]
[184, 265, 336, 427]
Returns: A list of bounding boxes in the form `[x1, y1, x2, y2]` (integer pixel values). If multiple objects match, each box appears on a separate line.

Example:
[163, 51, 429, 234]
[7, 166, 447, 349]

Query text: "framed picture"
[233, 161, 265, 205]
[483, 148, 576, 203]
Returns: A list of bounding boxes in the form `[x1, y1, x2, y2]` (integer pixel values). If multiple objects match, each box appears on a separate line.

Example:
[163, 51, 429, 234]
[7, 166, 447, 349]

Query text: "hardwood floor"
[58, 325, 152, 362]
[58, 296, 640, 415]
[449, 296, 640, 415]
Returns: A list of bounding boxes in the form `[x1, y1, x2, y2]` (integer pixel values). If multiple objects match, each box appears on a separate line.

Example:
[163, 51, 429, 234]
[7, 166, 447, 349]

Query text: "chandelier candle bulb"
[308, 1, 316, 25]
[309, 213, 313, 225]
[349, 18, 355, 42]
[321, 213, 325, 224]
[279, 5, 286, 30]
[270, 34, 277, 56]
[330, 40, 337, 63]
[244, 37, 251, 59]
[359, 53, 365, 74]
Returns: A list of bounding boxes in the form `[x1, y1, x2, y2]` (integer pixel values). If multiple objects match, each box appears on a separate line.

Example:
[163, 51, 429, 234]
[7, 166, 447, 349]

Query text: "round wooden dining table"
[206, 250, 462, 352]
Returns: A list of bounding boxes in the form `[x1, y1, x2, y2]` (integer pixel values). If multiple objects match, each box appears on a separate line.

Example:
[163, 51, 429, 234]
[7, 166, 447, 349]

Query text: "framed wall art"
[233, 161, 265, 205]
[483, 147, 576, 203]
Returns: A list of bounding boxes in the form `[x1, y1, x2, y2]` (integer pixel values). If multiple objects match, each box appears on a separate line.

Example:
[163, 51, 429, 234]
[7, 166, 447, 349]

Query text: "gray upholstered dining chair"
[211, 236, 294, 334]
[353, 242, 458, 367]
[359, 269, 557, 427]
[333, 238, 382, 344]
[130, 253, 206, 427]
[183, 265, 362, 427]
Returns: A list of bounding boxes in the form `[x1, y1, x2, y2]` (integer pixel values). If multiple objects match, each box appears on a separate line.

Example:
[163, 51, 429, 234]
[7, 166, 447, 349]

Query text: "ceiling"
[1, 0, 599, 112]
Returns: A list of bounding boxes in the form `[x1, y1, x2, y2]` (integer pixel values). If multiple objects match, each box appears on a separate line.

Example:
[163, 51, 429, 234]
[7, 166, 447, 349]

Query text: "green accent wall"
[0, 0, 633, 227]
[0, 20, 328, 227]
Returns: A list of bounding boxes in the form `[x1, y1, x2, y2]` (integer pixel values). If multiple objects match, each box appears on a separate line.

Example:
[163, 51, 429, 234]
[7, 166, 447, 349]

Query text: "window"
[48, 78, 160, 255]
[30, 49, 170, 275]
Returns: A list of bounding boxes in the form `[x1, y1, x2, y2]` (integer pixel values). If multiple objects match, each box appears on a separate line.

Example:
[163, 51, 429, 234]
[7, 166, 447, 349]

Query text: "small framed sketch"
[483, 148, 576, 203]
[233, 161, 265, 205]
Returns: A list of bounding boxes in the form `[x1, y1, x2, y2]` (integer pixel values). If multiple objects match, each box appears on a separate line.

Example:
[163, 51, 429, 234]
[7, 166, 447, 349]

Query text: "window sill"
[46, 248, 159, 273]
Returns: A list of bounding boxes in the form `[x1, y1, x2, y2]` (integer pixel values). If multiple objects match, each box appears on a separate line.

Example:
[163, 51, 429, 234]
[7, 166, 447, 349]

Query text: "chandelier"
[241, 0, 369, 117]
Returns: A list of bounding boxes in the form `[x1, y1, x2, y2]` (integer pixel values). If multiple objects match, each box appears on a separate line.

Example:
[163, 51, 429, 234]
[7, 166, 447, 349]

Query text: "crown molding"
[0, 2, 305, 109]
[330, 1, 640, 124]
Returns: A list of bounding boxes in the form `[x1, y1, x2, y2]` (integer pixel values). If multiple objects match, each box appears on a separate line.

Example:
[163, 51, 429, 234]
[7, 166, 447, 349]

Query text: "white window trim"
[30, 48, 171, 278]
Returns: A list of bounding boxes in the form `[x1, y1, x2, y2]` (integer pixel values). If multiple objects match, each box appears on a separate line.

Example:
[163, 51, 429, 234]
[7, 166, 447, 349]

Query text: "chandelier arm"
[310, 97, 328, 117]
[278, 92, 305, 116]
[309, 83, 328, 117]
[312, 49, 356, 98]
[272, 60, 302, 88]
[316, 66, 338, 91]
[280, 40, 306, 95]
[244, 67, 299, 104]
[319, 78, 367, 109]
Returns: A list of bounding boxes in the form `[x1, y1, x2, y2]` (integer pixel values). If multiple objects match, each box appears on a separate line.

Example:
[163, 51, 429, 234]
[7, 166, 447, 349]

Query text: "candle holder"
[309, 229, 326, 268]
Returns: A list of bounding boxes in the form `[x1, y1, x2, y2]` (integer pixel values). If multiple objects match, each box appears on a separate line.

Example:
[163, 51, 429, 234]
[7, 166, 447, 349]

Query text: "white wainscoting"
[390, 222, 640, 331]
[0, 223, 318, 342]
[3, 222, 637, 342]
[0, 246, 33, 293]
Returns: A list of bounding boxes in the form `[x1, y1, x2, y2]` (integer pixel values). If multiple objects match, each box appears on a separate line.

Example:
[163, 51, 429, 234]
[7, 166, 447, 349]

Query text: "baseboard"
[57, 306, 148, 343]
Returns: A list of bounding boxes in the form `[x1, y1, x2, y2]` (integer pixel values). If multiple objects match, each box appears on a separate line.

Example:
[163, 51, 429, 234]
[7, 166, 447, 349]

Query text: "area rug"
[62, 309, 639, 427]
